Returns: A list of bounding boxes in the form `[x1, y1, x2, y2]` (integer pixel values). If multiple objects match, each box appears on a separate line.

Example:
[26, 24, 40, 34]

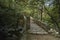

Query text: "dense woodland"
[0, 0, 60, 40]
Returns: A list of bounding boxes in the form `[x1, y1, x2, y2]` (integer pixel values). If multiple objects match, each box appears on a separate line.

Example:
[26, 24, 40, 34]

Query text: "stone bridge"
[21, 17, 60, 40]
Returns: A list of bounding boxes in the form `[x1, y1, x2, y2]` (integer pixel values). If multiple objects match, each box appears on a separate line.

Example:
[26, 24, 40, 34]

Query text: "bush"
[0, 6, 24, 40]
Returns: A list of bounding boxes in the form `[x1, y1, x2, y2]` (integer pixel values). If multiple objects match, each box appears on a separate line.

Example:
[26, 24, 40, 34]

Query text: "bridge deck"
[21, 17, 60, 40]
[28, 18, 48, 34]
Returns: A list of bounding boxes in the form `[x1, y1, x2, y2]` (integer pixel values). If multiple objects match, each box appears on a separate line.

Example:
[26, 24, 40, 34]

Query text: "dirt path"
[27, 18, 60, 40]
[27, 34, 60, 40]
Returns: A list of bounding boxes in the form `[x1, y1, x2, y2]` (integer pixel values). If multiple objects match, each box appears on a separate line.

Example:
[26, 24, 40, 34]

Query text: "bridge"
[21, 17, 59, 40]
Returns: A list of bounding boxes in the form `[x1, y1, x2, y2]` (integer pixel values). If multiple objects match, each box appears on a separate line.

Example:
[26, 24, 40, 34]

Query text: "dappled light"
[0, 0, 60, 40]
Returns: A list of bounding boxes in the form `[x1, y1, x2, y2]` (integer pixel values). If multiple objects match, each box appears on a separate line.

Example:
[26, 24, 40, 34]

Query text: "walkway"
[28, 18, 48, 34]
[27, 17, 60, 40]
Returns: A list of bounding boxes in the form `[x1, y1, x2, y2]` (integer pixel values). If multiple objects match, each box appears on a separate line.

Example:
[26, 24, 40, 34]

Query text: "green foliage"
[0, 0, 60, 38]
[0, 5, 24, 40]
